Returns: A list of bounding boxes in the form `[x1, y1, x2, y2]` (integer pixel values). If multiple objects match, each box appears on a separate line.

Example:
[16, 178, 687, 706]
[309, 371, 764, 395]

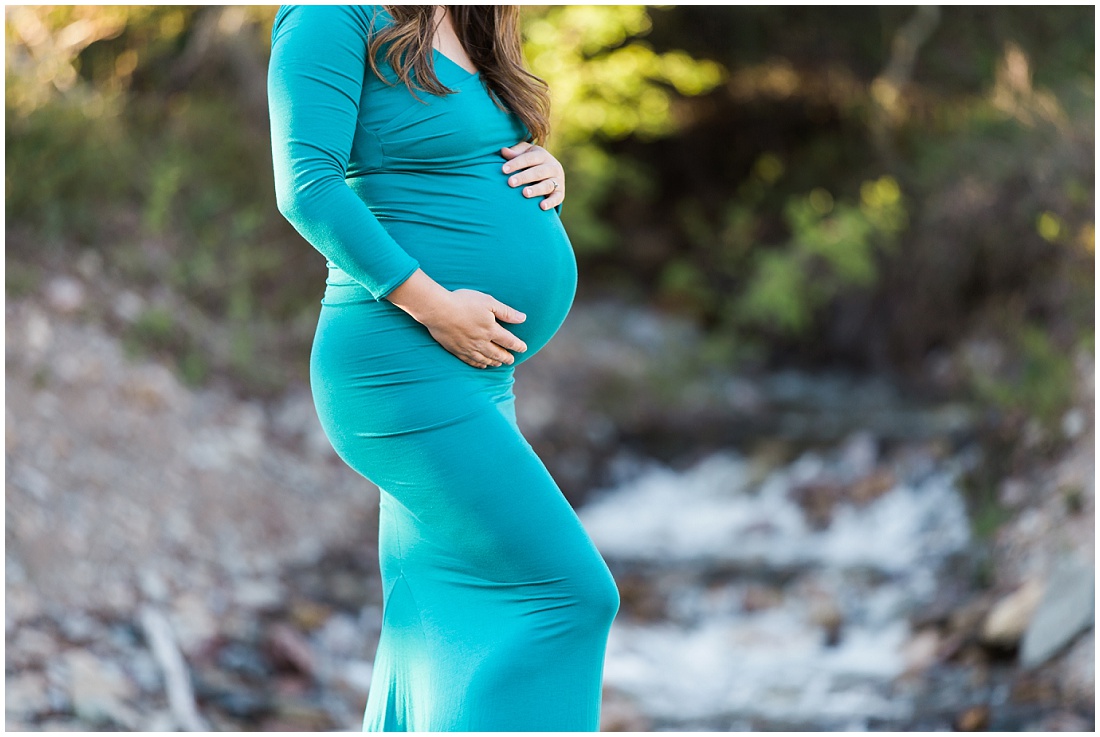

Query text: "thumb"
[491, 301, 526, 323]
[500, 141, 530, 159]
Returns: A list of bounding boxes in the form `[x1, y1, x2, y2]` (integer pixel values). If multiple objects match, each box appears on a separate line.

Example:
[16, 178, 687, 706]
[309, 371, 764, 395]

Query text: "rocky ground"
[5, 272, 1095, 731]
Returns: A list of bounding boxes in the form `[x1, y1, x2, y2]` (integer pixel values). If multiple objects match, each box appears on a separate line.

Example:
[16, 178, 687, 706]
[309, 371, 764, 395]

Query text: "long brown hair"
[366, 5, 551, 146]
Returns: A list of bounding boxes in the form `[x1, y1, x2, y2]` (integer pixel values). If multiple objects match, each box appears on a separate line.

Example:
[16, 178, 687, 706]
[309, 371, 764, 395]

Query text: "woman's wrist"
[385, 268, 452, 325]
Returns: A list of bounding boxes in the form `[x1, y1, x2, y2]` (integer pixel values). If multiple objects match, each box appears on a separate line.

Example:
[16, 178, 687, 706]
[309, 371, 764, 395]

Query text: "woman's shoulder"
[271, 5, 392, 42]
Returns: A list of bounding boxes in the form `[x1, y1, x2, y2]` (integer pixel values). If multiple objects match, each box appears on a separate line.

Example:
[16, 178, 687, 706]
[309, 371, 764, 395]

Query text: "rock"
[5, 585, 41, 630]
[1025, 710, 1093, 732]
[10, 462, 51, 501]
[979, 578, 1044, 647]
[599, 686, 652, 732]
[267, 623, 317, 677]
[169, 592, 219, 655]
[357, 603, 384, 642]
[5, 671, 50, 720]
[126, 649, 164, 694]
[24, 308, 52, 358]
[741, 583, 784, 613]
[75, 248, 103, 279]
[112, 290, 145, 323]
[34, 718, 84, 731]
[8, 626, 59, 670]
[235, 577, 285, 611]
[902, 628, 941, 674]
[270, 388, 331, 460]
[997, 477, 1030, 507]
[838, 430, 878, 479]
[954, 704, 990, 731]
[216, 640, 273, 680]
[1020, 557, 1095, 668]
[849, 468, 896, 506]
[270, 697, 334, 730]
[123, 363, 184, 411]
[57, 611, 101, 645]
[139, 710, 178, 732]
[788, 479, 844, 530]
[1053, 629, 1094, 708]
[289, 599, 332, 631]
[313, 612, 363, 658]
[139, 567, 171, 602]
[338, 660, 374, 694]
[65, 648, 140, 728]
[209, 687, 273, 720]
[273, 673, 312, 697]
[44, 275, 85, 314]
[1060, 408, 1086, 439]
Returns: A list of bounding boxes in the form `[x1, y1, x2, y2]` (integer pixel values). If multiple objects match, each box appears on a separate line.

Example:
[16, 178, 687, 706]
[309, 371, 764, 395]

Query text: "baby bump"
[400, 223, 577, 361]
[346, 171, 579, 361]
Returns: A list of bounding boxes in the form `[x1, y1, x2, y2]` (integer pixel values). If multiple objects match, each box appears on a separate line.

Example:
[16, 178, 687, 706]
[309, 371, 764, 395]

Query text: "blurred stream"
[582, 432, 977, 730]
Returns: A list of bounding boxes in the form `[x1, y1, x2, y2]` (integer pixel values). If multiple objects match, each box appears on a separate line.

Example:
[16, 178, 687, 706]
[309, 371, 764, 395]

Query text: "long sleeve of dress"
[268, 4, 421, 302]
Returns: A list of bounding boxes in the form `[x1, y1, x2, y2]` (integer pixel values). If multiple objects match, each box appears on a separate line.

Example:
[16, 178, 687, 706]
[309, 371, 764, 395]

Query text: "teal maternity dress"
[267, 5, 620, 731]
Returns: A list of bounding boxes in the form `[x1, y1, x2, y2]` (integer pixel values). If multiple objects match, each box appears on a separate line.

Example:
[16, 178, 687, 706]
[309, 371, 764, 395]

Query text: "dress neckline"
[374, 7, 480, 84]
[432, 46, 480, 79]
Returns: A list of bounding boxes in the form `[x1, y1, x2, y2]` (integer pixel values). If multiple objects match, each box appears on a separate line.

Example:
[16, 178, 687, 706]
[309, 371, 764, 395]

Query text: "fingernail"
[503, 164, 511, 172]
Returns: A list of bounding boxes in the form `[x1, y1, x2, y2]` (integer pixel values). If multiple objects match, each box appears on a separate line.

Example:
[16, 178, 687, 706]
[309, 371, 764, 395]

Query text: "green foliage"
[523, 4, 726, 256]
[5, 90, 140, 247]
[966, 323, 1078, 429]
[526, 5, 725, 143]
[662, 165, 909, 343]
[5, 259, 41, 298]
[126, 306, 176, 353]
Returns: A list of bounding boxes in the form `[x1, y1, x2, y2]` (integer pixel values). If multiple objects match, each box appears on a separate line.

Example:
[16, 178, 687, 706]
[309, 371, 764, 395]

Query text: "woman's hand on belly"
[388, 269, 529, 369]
[500, 142, 565, 212]
[421, 289, 530, 369]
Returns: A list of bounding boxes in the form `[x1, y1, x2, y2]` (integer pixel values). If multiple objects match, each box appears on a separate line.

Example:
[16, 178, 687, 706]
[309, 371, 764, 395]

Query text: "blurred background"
[5, 4, 1094, 731]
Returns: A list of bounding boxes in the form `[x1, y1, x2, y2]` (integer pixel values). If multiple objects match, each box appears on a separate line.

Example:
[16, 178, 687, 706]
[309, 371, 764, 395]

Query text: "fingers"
[492, 326, 528, 354]
[501, 146, 546, 177]
[468, 346, 510, 368]
[534, 180, 564, 210]
[488, 300, 526, 324]
[467, 323, 529, 370]
[521, 176, 562, 201]
[505, 161, 557, 190]
[465, 338, 518, 369]
[500, 141, 533, 159]
[437, 291, 532, 368]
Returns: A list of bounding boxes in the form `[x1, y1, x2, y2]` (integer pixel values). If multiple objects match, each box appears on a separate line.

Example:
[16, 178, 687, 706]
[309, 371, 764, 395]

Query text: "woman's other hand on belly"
[387, 268, 528, 369]
[500, 141, 565, 212]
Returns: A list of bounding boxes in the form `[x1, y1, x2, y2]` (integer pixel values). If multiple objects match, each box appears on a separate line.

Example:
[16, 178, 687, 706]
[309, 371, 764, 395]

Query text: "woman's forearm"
[385, 268, 453, 326]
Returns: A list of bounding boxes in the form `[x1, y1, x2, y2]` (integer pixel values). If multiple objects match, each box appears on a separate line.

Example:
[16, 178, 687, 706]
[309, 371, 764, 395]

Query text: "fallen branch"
[139, 604, 210, 732]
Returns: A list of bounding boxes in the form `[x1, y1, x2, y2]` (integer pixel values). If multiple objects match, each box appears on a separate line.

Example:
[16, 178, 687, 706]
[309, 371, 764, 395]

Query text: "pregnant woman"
[267, 5, 620, 731]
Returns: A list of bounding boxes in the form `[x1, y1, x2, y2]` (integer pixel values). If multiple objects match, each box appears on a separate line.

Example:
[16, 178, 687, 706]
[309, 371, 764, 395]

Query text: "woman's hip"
[309, 301, 517, 441]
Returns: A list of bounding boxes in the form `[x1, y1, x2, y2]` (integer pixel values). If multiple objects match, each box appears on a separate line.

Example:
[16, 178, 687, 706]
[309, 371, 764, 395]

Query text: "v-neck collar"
[432, 46, 479, 79]
[375, 7, 479, 81]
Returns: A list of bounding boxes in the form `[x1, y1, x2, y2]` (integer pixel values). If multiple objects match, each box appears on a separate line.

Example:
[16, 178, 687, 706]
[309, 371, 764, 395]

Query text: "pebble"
[1020, 557, 1095, 668]
[5, 672, 50, 720]
[980, 578, 1044, 647]
[65, 649, 140, 728]
[44, 275, 85, 314]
